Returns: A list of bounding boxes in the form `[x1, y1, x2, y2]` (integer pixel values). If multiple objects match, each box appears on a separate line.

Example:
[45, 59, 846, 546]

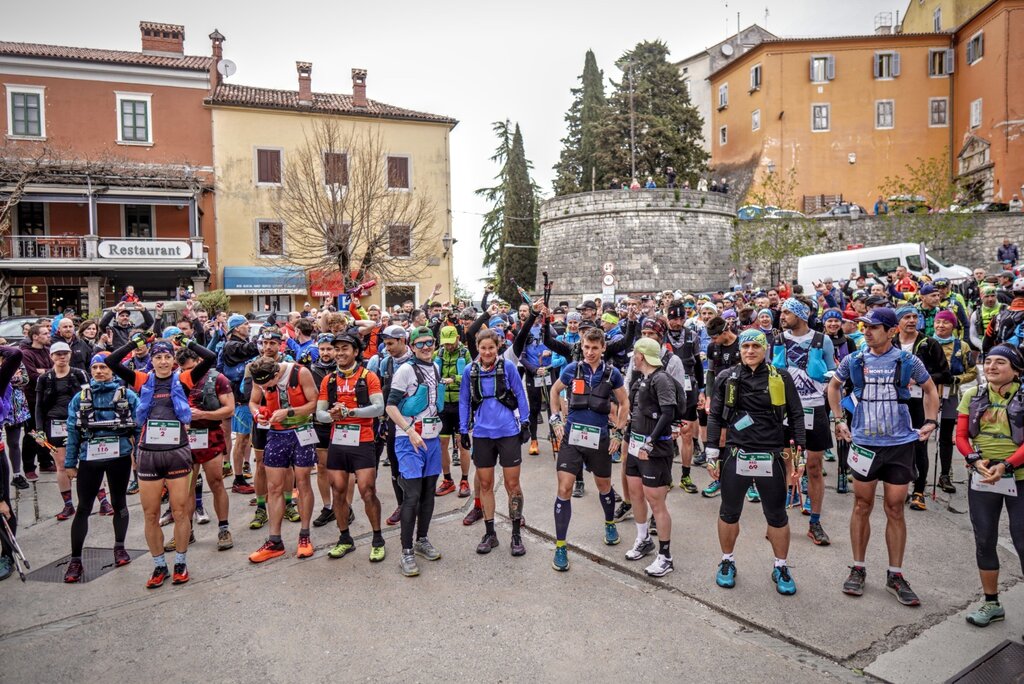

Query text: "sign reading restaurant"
[99, 240, 193, 258]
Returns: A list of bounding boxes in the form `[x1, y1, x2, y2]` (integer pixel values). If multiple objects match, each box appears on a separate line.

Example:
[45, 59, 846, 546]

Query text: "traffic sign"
[602, 262, 615, 274]
[602, 274, 615, 287]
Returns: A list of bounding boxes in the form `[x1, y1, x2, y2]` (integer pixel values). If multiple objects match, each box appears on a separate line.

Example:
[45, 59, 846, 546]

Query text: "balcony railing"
[4, 235, 85, 259]
[1, 234, 205, 263]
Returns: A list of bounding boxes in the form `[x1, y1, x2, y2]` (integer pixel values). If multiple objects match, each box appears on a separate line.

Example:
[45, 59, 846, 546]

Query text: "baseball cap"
[227, 314, 247, 332]
[381, 325, 408, 340]
[919, 284, 936, 295]
[439, 326, 459, 345]
[933, 278, 950, 287]
[667, 304, 686, 319]
[409, 325, 433, 342]
[632, 337, 663, 367]
[863, 295, 888, 307]
[856, 308, 897, 329]
[577, 300, 597, 311]
[49, 342, 71, 355]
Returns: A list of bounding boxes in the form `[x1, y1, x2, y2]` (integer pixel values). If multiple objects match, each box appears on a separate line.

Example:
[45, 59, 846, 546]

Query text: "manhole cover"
[28, 547, 148, 584]
[946, 639, 1024, 683]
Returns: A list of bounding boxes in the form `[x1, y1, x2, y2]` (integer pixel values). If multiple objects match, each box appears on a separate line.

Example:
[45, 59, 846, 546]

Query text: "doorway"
[48, 286, 85, 315]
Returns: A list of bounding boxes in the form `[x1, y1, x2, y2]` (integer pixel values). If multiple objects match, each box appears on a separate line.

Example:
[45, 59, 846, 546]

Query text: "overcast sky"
[4, 0, 904, 296]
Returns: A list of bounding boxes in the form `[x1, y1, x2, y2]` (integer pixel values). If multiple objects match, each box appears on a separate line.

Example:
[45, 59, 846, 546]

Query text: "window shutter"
[809, 57, 815, 81]
[966, 41, 974, 64]
[892, 52, 900, 77]
[826, 55, 836, 80]
[978, 33, 984, 58]
[945, 48, 955, 73]
[872, 53, 880, 78]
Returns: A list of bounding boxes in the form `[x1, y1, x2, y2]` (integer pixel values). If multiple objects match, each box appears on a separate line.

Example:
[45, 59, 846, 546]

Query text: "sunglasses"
[413, 339, 435, 349]
[317, 334, 336, 344]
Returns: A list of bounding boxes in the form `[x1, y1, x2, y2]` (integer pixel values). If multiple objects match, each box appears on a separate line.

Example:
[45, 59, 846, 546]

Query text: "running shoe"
[510, 534, 526, 557]
[808, 521, 830, 546]
[217, 529, 234, 551]
[611, 450, 622, 464]
[172, 563, 189, 585]
[222, 461, 233, 478]
[127, 479, 139, 495]
[313, 507, 335, 527]
[231, 481, 255, 495]
[716, 559, 737, 588]
[328, 540, 355, 559]
[163, 531, 195, 552]
[369, 544, 386, 563]
[572, 480, 585, 498]
[159, 508, 174, 526]
[296, 535, 314, 559]
[242, 461, 253, 479]
[679, 476, 698, 494]
[552, 545, 569, 572]
[194, 506, 210, 525]
[99, 499, 114, 516]
[476, 532, 499, 554]
[529, 440, 539, 455]
[614, 490, 622, 502]
[613, 502, 633, 522]
[801, 495, 812, 516]
[692, 450, 707, 466]
[938, 475, 956, 494]
[701, 480, 721, 498]
[823, 448, 836, 462]
[284, 501, 301, 523]
[909, 492, 927, 511]
[400, 551, 419, 577]
[24, 470, 38, 482]
[458, 480, 471, 498]
[842, 566, 866, 596]
[667, 479, 675, 491]
[414, 538, 441, 561]
[146, 565, 169, 589]
[56, 503, 74, 521]
[113, 548, 131, 567]
[604, 522, 620, 546]
[249, 508, 269, 530]
[648, 515, 658, 537]
[161, 485, 168, 503]
[886, 572, 921, 606]
[249, 539, 286, 563]
[966, 601, 1004, 627]
[746, 484, 760, 503]
[836, 475, 849, 494]
[645, 554, 674, 577]
[463, 506, 483, 526]
[625, 536, 655, 561]
[773, 565, 796, 595]
[386, 506, 402, 526]
[382, 456, 391, 467]
[64, 558, 84, 583]
[452, 451, 461, 467]
[10, 474, 29, 490]
[435, 479, 456, 497]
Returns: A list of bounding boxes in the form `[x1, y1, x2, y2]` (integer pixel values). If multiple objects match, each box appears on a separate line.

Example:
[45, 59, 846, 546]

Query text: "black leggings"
[968, 479, 1024, 572]
[908, 401, 930, 494]
[938, 418, 955, 477]
[21, 425, 53, 472]
[398, 474, 438, 550]
[71, 456, 132, 557]
[0, 443, 15, 560]
[525, 381, 544, 440]
[4, 424, 23, 475]
[385, 423, 403, 505]
[718, 449, 789, 528]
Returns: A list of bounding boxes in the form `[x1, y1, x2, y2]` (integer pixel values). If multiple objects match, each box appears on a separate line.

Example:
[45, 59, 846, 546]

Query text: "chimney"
[352, 69, 367, 108]
[140, 21, 185, 55]
[208, 29, 225, 89]
[297, 61, 313, 105]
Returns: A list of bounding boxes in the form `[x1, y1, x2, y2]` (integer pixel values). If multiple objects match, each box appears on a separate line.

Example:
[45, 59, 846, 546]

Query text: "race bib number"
[848, 444, 875, 477]
[803, 408, 815, 430]
[683, 376, 693, 391]
[332, 424, 361, 447]
[627, 432, 645, 457]
[736, 450, 773, 477]
[941, 386, 950, 400]
[971, 471, 1018, 497]
[908, 385, 923, 399]
[188, 429, 209, 450]
[419, 417, 441, 439]
[534, 374, 552, 387]
[50, 420, 68, 438]
[87, 437, 119, 461]
[295, 424, 318, 446]
[146, 420, 181, 446]
[568, 424, 600, 450]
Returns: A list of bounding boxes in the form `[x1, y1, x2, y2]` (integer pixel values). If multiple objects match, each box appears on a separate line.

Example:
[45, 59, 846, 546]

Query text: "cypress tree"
[553, 50, 607, 195]
[496, 124, 537, 304]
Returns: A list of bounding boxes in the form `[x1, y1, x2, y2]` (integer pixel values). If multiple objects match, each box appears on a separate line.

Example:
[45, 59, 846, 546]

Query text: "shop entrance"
[48, 286, 85, 315]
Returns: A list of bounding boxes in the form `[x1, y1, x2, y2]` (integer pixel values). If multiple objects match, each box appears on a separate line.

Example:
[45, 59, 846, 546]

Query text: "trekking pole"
[32, 481, 39, 523]
[509, 278, 533, 305]
[0, 514, 30, 581]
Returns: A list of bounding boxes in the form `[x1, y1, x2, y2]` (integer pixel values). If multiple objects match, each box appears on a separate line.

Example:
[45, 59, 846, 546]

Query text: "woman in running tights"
[0, 345, 25, 581]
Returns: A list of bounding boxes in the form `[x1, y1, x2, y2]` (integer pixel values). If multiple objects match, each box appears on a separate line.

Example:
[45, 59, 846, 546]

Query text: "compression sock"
[153, 553, 167, 568]
[659, 540, 671, 559]
[61, 489, 72, 505]
[598, 489, 615, 523]
[510, 494, 523, 535]
[682, 466, 691, 478]
[809, 513, 821, 525]
[485, 519, 495, 536]
[283, 491, 293, 505]
[175, 551, 186, 565]
[554, 497, 571, 541]
[372, 530, 385, 547]
[256, 495, 266, 511]
[195, 479, 204, 507]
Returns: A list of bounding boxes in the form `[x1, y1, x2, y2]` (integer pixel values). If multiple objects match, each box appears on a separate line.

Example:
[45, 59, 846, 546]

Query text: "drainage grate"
[946, 639, 1024, 683]
[28, 547, 148, 584]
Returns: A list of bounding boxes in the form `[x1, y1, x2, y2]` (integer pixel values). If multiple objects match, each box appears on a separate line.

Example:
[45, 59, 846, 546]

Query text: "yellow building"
[900, 0, 991, 33]
[206, 60, 457, 313]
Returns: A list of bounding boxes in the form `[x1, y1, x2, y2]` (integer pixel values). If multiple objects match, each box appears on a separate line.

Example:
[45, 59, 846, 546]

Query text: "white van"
[797, 243, 971, 293]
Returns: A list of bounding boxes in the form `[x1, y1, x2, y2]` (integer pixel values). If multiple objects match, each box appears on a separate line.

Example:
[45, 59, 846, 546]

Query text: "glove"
[519, 422, 531, 445]
[171, 333, 189, 347]
[130, 331, 152, 349]
[460, 433, 471, 450]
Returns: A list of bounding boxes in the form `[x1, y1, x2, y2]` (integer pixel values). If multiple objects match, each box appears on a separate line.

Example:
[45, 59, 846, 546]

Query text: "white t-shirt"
[390, 359, 441, 438]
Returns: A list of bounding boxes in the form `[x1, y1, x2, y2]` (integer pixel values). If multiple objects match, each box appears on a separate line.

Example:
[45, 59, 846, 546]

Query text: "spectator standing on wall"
[666, 167, 677, 189]
[874, 196, 889, 215]
[997, 238, 1019, 267]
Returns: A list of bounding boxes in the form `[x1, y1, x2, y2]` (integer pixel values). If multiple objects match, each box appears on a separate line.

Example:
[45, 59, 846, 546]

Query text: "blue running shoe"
[552, 545, 569, 572]
[604, 522, 620, 546]
[716, 559, 737, 588]
[824, 448, 835, 462]
[746, 484, 760, 503]
[701, 480, 721, 498]
[773, 565, 796, 595]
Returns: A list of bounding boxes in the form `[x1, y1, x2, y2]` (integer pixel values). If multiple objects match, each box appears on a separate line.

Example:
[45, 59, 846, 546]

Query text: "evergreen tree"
[553, 50, 607, 195]
[474, 120, 513, 268]
[593, 40, 707, 188]
[496, 124, 537, 304]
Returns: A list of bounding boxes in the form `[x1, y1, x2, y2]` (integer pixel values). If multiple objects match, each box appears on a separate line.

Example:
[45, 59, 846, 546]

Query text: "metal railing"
[3, 234, 84, 259]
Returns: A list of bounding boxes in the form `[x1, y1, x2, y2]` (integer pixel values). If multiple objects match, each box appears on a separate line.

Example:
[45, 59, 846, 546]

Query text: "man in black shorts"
[665, 302, 703, 492]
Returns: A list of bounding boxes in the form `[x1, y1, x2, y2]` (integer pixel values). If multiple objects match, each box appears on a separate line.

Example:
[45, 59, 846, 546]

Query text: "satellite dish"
[217, 59, 237, 78]
[721, 43, 735, 57]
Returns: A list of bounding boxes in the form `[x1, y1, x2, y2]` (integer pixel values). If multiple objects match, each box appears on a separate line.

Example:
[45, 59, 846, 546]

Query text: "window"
[812, 104, 830, 132]
[115, 92, 151, 144]
[717, 83, 729, 109]
[970, 98, 982, 128]
[718, 126, 727, 145]
[15, 202, 45, 235]
[6, 86, 45, 138]
[810, 55, 835, 82]
[124, 205, 154, 238]
[388, 224, 411, 257]
[858, 258, 899, 278]
[875, 100, 894, 129]
[323, 151, 348, 186]
[929, 97, 948, 127]
[256, 148, 282, 185]
[873, 51, 900, 79]
[683, 79, 691, 97]
[258, 221, 284, 256]
[967, 32, 984, 64]
[751, 109, 761, 131]
[933, 8, 942, 32]
[387, 156, 410, 189]
[929, 48, 954, 76]
[750, 64, 762, 91]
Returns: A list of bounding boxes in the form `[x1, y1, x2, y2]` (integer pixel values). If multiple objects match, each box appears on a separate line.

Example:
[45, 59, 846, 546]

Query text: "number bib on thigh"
[568, 424, 600, 450]
[188, 429, 209, 450]
[295, 424, 318, 446]
[146, 420, 181, 446]
[803, 407, 815, 430]
[332, 424, 361, 447]
[848, 444, 875, 477]
[533, 374, 552, 388]
[970, 471, 1018, 497]
[418, 417, 441, 439]
[627, 432, 645, 457]
[87, 437, 119, 461]
[51, 419, 68, 438]
[736, 450, 773, 477]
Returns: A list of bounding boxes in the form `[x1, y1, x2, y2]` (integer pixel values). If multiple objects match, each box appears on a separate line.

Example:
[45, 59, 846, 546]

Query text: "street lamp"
[441, 232, 457, 256]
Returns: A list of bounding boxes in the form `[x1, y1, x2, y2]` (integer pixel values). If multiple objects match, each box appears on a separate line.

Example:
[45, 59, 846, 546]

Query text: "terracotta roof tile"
[206, 83, 457, 126]
[0, 41, 212, 71]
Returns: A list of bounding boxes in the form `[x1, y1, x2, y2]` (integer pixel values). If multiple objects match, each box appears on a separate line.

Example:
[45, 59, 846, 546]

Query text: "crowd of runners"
[1, 268, 1023, 630]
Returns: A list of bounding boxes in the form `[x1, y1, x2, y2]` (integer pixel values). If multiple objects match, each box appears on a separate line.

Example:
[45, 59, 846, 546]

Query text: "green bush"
[196, 289, 231, 314]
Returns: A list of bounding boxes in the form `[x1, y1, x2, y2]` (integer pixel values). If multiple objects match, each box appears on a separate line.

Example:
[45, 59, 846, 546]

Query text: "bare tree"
[269, 119, 439, 289]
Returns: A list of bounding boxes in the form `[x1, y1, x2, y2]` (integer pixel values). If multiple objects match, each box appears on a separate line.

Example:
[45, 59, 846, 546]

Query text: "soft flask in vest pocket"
[398, 385, 429, 417]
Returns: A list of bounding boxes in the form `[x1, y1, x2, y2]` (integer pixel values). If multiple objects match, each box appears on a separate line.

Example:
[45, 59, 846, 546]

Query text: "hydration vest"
[326, 367, 371, 408]
[260, 364, 311, 429]
[77, 384, 135, 435]
[182, 370, 223, 412]
[722, 364, 787, 424]
[217, 338, 250, 385]
[967, 385, 1024, 445]
[137, 370, 194, 426]
[397, 360, 445, 417]
[771, 331, 829, 382]
[469, 359, 518, 412]
[567, 362, 614, 416]
[846, 349, 916, 403]
[437, 346, 468, 402]
[993, 309, 1024, 351]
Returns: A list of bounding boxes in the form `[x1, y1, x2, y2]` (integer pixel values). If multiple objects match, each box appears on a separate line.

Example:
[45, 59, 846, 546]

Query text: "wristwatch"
[921, 418, 938, 428]
[1003, 461, 1018, 476]
[287, 409, 295, 418]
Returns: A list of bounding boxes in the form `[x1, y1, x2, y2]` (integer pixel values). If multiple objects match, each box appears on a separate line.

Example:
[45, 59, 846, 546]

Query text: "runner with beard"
[664, 301, 704, 493]
[310, 334, 342, 529]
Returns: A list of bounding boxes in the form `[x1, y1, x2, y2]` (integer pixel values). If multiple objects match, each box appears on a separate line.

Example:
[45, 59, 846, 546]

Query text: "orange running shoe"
[172, 563, 190, 584]
[249, 539, 286, 563]
[529, 440, 539, 455]
[435, 479, 456, 496]
[296, 535, 314, 559]
[146, 565, 169, 589]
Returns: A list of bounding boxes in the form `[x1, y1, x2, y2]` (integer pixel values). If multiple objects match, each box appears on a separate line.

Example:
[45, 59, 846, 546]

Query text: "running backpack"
[216, 345, 249, 385]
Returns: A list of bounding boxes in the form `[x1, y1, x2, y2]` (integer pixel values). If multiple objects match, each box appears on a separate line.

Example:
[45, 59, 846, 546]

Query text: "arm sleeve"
[190, 341, 217, 379]
[350, 390, 385, 418]
[98, 310, 115, 331]
[105, 342, 139, 387]
[955, 413, 975, 457]
[705, 373, 725, 448]
[34, 373, 48, 432]
[466, 311, 489, 360]
[512, 311, 538, 358]
[605, 330, 632, 357]
[544, 327, 573, 360]
[140, 308, 155, 331]
[510, 361, 530, 421]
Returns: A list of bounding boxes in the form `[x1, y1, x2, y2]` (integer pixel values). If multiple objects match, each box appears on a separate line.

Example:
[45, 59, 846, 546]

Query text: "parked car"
[737, 205, 764, 220]
[812, 203, 868, 218]
[765, 208, 806, 219]
[968, 202, 1010, 213]
[0, 315, 42, 341]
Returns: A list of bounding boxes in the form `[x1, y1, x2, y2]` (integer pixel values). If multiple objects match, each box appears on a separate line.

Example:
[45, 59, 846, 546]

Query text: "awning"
[223, 266, 306, 295]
